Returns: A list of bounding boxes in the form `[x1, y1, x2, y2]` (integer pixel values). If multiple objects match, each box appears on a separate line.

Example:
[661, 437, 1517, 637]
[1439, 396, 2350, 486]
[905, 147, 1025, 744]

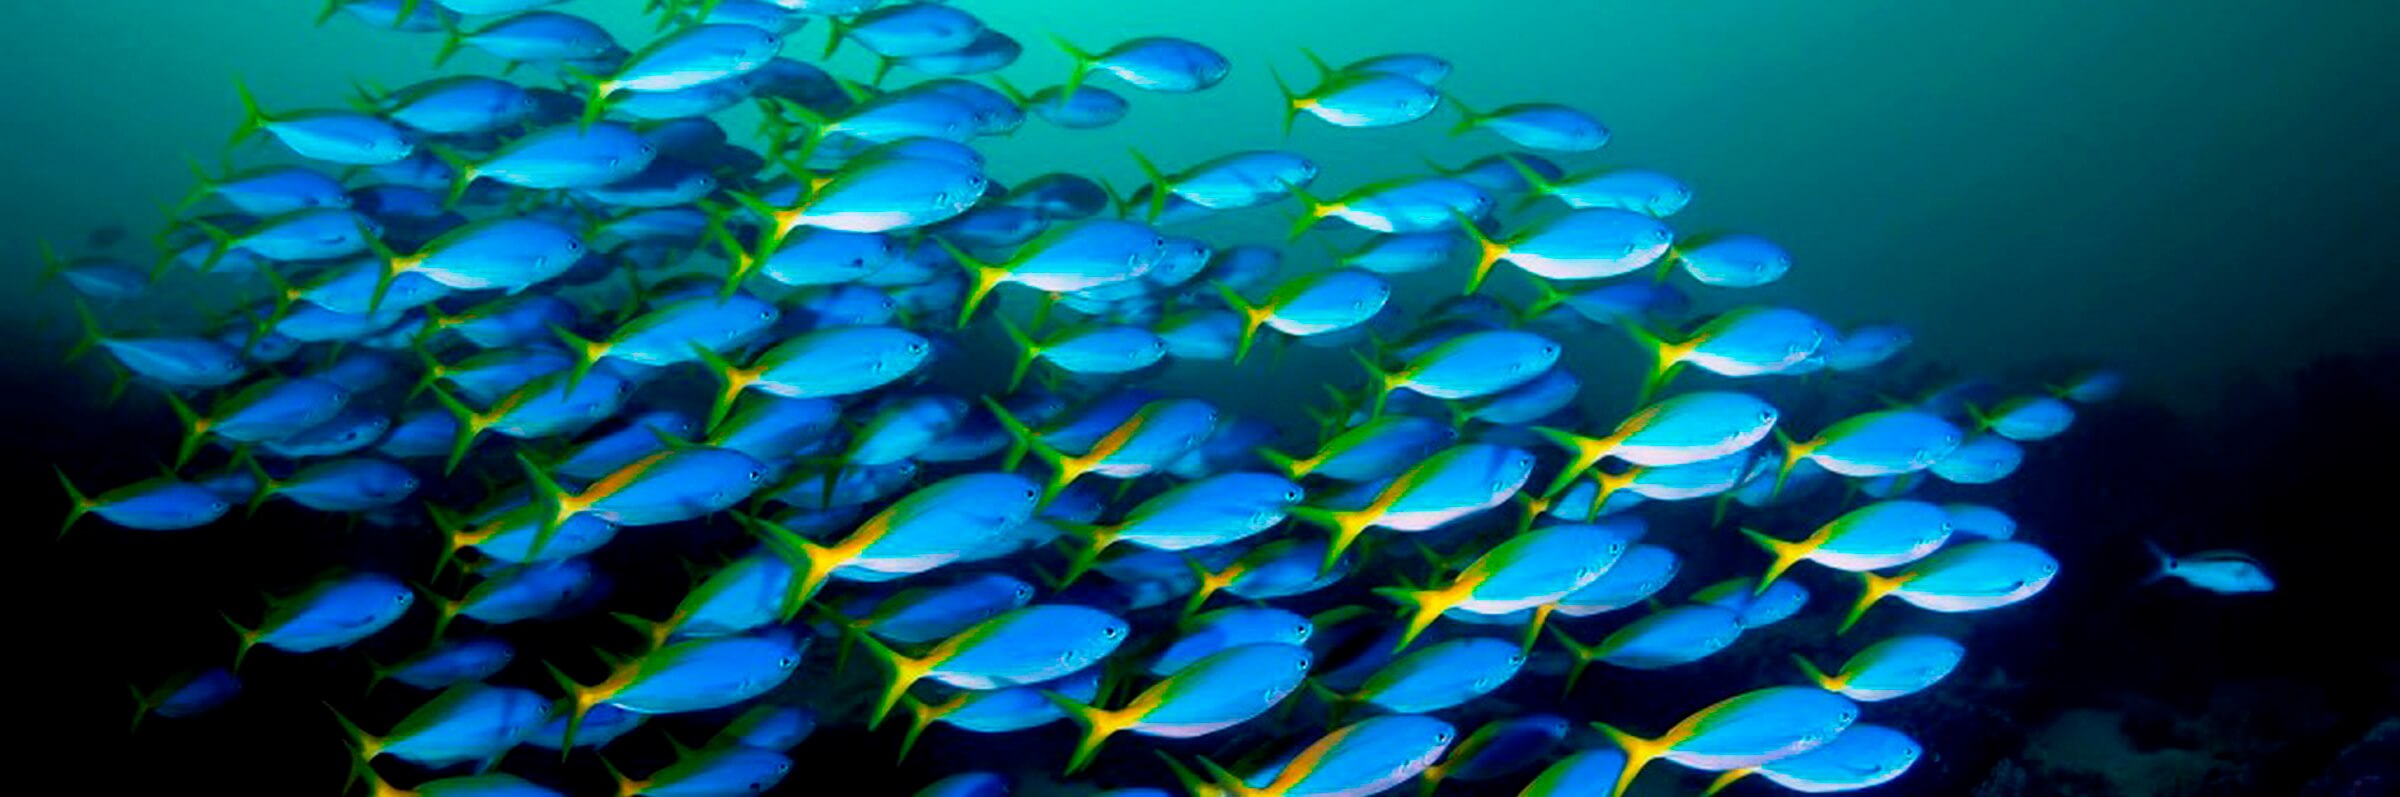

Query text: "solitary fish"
[2143, 540, 2274, 594]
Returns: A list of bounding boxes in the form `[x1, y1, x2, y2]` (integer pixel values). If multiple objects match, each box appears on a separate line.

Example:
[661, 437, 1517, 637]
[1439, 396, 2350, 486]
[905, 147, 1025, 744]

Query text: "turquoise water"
[12, 3, 2398, 796]
[3, 1, 2394, 405]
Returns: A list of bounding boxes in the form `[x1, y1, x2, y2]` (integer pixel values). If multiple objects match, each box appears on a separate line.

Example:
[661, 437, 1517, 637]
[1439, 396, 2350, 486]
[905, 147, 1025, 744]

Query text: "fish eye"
[210, 500, 229, 512]
[1103, 625, 1125, 639]
[395, 592, 412, 603]
[778, 655, 799, 668]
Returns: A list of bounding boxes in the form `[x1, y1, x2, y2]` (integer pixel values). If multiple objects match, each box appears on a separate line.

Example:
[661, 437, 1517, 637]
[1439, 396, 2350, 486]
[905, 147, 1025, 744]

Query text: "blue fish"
[227, 572, 415, 669]
[1794, 634, 1966, 702]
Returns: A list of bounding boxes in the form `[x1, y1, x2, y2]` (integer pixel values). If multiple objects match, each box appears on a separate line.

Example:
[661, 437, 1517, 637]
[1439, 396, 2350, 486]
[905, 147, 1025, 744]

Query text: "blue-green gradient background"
[2, 0, 2393, 410]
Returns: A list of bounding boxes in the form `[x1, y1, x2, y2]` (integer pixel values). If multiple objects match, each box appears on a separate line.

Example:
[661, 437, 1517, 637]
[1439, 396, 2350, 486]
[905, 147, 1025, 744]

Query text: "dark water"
[10, 2, 2398, 796]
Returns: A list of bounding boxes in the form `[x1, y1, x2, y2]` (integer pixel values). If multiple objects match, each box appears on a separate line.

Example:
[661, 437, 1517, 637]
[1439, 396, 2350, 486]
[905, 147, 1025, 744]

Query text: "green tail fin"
[1051, 34, 1096, 102]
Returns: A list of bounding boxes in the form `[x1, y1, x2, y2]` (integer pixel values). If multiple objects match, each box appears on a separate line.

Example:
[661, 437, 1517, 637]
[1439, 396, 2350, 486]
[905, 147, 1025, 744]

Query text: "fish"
[1258, 414, 1454, 483]
[1772, 408, 1965, 495]
[1842, 540, 2060, 633]
[1972, 394, 2077, 441]
[1534, 391, 1781, 496]
[1292, 443, 1536, 572]
[1356, 330, 1561, 415]
[128, 668, 241, 733]
[691, 325, 932, 430]
[743, 472, 1041, 619]
[1377, 522, 1630, 649]
[226, 572, 415, 669]
[1550, 604, 1744, 690]
[1745, 500, 1955, 594]
[1594, 685, 1860, 797]
[57, 470, 231, 537]
[1670, 233, 1793, 289]
[1274, 61, 1441, 135]
[1175, 714, 1456, 797]
[846, 603, 1129, 727]
[367, 637, 515, 695]
[1057, 36, 1230, 97]
[1417, 714, 1572, 793]
[710, 703, 817, 752]
[945, 218, 1165, 326]
[896, 670, 1101, 763]
[1632, 306, 1831, 402]
[328, 682, 552, 778]
[1701, 724, 1922, 796]
[548, 627, 809, 749]
[1519, 749, 1631, 797]
[1046, 642, 1313, 773]
[988, 396, 1219, 503]
[1448, 100, 1609, 152]
[1216, 267, 1394, 363]
[1056, 471, 1302, 583]
[1794, 634, 1966, 702]
[1316, 636, 1524, 715]
[2144, 540, 2274, 594]
[604, 742, 794, 797]
[1693, 577, 1813, 630]
[231, 82, 414, 165]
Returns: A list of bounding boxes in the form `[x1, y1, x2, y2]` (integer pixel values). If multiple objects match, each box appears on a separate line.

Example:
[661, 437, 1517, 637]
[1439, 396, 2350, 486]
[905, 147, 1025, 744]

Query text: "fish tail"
[162, 391, 209, 471]
[1283, 184, 1330, 244]
[736, 513, 842, 622]
[568, 64, 615, 132]
[1699, 769, 1757, 797]
[1050, 34, 1095, 102]
[1710, 492, 1738, 529]
[229, 78, 270, 148]
[1127, 148, 1170, 223]
[1741, 528, 1813, 595]
[1841, 571, 1911, 636]
[1531, 426, 1611, 499]
[127, 684, 153, 735]
[1591, 722, 1667, 797]
[33, 239, 66, 290]
[1770, 427, 1817, 502]
[1519, 277, 1570, 323]
[1290, 506, 1371, 575]
[65, 297, 107, 363]
[999, 315, 1043, 393]
[405, 338, 447, 402]
[689, 342, 759, 433]
[432, 17, 466, 67]
[1454, 210, 1509, 294]
[1348, 349, 1396, 418]
[1303, 677, 1352, 724]
[236, 449, 276, 517]
[186, 216, 235, 274]
[1502, 154, 1558, 211]
[425, 143, 477, 209]
[312, 0, 344, 27]
[1178, 555, 1236, 621]
[936, 237, 1006, 329]
[550, 324, 609, 395]
[542, 662, 603, 759]
[1446, 95, 1481, 136]
[1790, 653, 1840, 692]
[56, 467, 94, 540]
[1054, 522, 1118, 588]
[1197, 755, 1268, 797]
[1213, 282, 1275, 365]
[1547, 624, 1602, 696]
[423, 583, 464, 644]
[2141, 538, 2172, 585]
[1625, 323, 1686, 406]
[894, 695, 944, 764]
[423, 384, 485, 476]
[1254, 446, 1312, 480]
[820, 15, 849, 60]
[846, 623, 933, 730]
[1042, 691, 1130, 775]
[223, 613, 261, 673]
[1373, 584, 1466, 652]
[513, 451, 574, 559]
[325, 702, 387, 793]
[1270, 65, 1299, 139]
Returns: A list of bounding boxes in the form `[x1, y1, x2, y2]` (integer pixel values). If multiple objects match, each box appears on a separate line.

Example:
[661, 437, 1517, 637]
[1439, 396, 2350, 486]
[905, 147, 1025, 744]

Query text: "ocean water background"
[5, 1, 2396, 795]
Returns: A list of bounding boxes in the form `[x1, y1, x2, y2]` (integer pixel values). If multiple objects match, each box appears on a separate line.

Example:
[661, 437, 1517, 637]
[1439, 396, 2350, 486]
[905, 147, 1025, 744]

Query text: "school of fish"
[55, 1, 2140, 795]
